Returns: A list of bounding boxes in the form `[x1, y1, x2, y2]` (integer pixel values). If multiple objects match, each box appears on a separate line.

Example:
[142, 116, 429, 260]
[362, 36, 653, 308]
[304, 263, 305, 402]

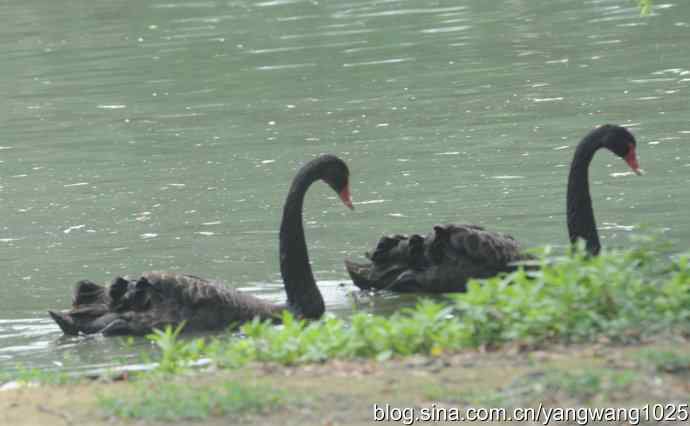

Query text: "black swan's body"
[345, 224, 528, 292]
[346, 124, 641, 293]
[49, 155, 353, 336]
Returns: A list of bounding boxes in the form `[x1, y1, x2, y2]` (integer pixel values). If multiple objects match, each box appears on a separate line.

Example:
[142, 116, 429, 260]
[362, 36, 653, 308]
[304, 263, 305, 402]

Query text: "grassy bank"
[2, 338, 690, 425]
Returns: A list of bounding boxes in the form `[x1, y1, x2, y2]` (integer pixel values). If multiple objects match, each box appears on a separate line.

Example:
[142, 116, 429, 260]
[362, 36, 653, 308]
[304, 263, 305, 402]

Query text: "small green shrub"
[453, 247, 690, 347]
[147, 321, 211, 374]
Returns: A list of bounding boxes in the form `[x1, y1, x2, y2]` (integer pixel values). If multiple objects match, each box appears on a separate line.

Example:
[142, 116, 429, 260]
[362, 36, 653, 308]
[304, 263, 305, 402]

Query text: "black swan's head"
[318, 154, 353, 209]
[597, 124, 641, 175]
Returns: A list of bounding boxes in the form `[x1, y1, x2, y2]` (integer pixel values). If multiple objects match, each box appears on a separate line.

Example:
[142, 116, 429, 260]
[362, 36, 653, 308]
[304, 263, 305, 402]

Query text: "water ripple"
[334, 6, 466, 19]
[343, 57, 413, 67]
[420, 25, 470, 34]
[280, 29, 375, 40]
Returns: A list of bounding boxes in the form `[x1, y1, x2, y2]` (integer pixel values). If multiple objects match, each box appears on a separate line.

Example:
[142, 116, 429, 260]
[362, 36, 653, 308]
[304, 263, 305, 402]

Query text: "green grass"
[0, 366, 80, 386]
[542, 368, 639, 402]
[636, 349, 690, 373]
[462, 368, 639, 406]
[453, 243, 690, 347]
[144, 240, 690, 373]
[98, 380, 284, 420]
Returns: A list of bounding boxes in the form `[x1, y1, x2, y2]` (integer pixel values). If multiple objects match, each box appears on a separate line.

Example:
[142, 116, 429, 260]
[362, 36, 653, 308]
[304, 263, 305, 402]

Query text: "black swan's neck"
[279, 165, 325, 319]
[567, 134, 603, 255]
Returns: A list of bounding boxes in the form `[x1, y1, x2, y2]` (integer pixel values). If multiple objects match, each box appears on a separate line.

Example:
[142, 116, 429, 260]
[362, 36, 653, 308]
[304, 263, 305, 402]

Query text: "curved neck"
[279, 165, 325, 319]
[567, 135, 602, 255]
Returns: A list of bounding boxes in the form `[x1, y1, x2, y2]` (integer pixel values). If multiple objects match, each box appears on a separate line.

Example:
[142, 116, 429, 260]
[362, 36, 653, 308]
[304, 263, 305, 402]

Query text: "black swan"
[48, 154, 353, 335]
[567, 124, 641, 255]
[345, 124, 641, 292]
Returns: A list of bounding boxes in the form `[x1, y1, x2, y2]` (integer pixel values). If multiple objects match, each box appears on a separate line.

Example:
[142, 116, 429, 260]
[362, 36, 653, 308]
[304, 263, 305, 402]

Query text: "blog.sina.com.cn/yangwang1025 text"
[372, 403, 690, 425]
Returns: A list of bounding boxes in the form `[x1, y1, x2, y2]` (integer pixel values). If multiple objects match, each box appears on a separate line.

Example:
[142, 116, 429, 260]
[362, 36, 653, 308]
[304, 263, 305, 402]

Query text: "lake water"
[1, 0, 689, 374]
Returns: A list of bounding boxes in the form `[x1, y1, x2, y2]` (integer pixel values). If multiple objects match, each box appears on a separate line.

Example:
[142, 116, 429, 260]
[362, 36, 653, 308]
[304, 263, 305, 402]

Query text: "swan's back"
[50, 272, 282, 336]
[346, 224, 529, 293]
[145, 272, 282, 327]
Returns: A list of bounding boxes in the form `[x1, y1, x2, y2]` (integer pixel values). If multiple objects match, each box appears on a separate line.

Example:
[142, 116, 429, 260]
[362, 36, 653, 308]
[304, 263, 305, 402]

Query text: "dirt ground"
[2, 338, 690, 425]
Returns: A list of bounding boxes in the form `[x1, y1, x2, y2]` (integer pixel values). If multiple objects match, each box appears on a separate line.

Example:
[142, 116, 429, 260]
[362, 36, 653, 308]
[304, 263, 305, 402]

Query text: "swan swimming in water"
[345, 124, 642, 293]
[49, 154, 353, 335]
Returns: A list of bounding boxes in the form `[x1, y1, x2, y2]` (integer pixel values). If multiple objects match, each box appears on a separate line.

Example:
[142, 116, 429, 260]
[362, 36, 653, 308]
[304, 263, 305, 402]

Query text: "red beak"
[339, 185, 354, 210]
[624, 144, 642, 175]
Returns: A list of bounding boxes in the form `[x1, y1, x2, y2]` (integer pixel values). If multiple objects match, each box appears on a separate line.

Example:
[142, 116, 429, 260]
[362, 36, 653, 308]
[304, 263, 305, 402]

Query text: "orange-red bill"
[339, 185, 354, 210]
[624, 144, 642, 175]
